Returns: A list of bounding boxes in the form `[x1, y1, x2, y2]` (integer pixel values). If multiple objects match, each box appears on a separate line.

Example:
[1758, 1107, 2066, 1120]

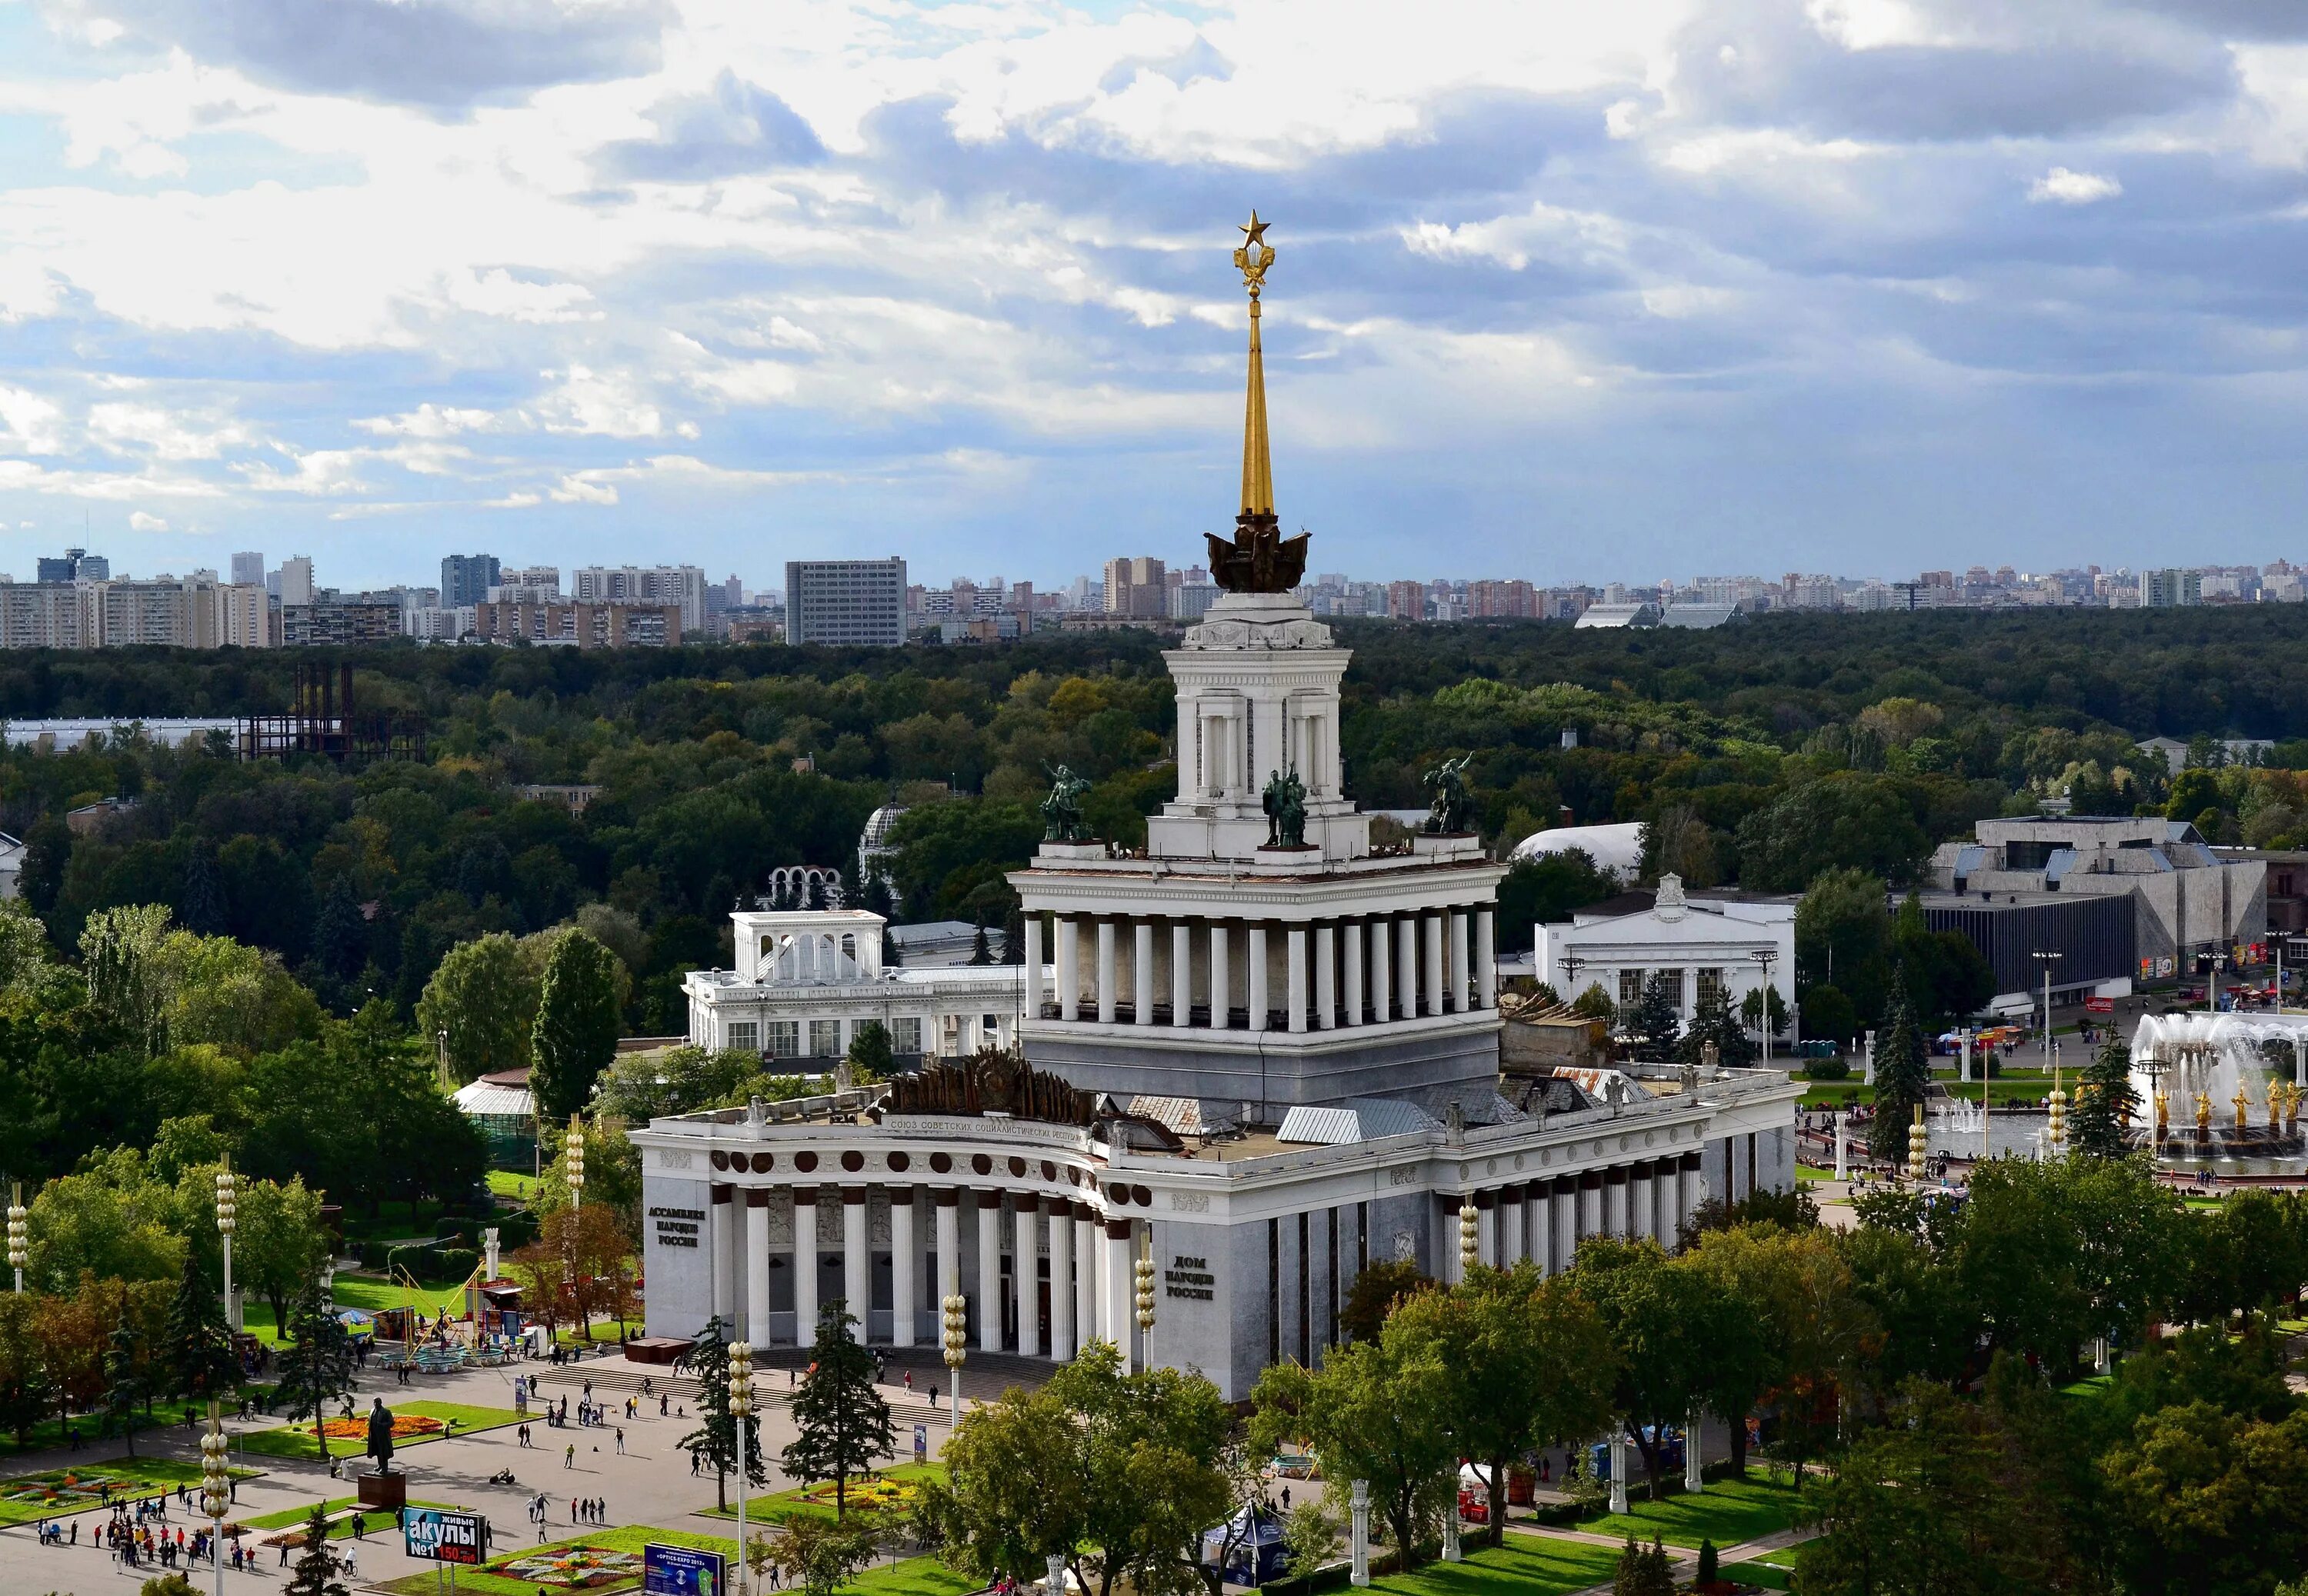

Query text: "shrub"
[1802, 1059, 1851, 1081]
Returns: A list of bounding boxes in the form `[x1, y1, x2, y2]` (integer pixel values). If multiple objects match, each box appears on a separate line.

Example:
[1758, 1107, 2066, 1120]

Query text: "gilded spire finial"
[1207, 211, 1308, 594]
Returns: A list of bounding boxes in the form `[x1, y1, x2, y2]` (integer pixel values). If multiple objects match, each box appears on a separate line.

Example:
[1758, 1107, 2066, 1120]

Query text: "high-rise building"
[785, 558, 906, 647]
[2144, 569, 2202, 608]
[440, 553, 501, 609]
[1102, 557, 1168, 618]
[231, 551, 265, 587]
[572, 565, 709, 634]
[1386, 580, 1428, 621]
[279, 556, 315, 606]
[35, 548, 105, 584]
[1467, 579, 1538, 618]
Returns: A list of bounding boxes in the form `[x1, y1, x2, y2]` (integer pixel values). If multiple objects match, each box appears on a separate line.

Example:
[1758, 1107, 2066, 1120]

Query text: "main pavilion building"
[631, 220, 1801, 1399]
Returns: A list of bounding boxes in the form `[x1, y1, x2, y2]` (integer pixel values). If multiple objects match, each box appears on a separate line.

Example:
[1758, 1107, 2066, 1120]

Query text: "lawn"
[487, 1171, 542, 1202]
[238, 1401, 523, 1462]
[1725, 1559, 1794, 1591]
[1799, 1077, 2060, 1111]
[702, 1461, 946, 1522]
[1569, 1468, 1804, 1549]
[0, 1458, 260, 1526]
[242, 1495, 465, 1542]
[1370, 1538, 1623, 1596]
[2060, 1374, 2115, 1401]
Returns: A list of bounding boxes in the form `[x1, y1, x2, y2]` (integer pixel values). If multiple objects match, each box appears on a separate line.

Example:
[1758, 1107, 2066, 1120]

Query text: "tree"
[178, 842, 228, 937]
[1575, 1238, 1721, 1499]
[1866, 964, 1929, 1163]
[782, 1298, 895, 1517]
[273, 1273, 355, 1463]
[845, 1021, 894, 1085]
[1570, 981, 1616, 1023]
[1252, 1333, 1455, 1569]
[1338, 1259, 1430, 1345]
[232, 1175, 328, 1334]
[284, 1502, 350, 1596]
[1389, 1264, 1614, 1545]
[415, 932, 535, 1085]
[1678, 985, 1756, 1069]
[1795, 868, 1892, 1023]
[2071, 1033, 2143, 1160]
[679, 1318, 765, 1512]
[1683, 1226, 1864, 1481]
[162, 1248, 238, 1403]
[1000, 901, 1026, 966]
[313, 875, 369, 985]
[1738, 984, 1789, 1038]
[968, 921, 993, 965]
[766, 1508, 888, 1596]
[1612, 1535, 1675, 1596]
[101, 1304, 147, 1456]
[1736, 776, 1931, 893]
[912, 1383, 1089, 1590]
[81, 903, 175, 1055]
[1628, 971, 1683, 1059]
[532, 928, 622, 1121]
[0, 1291, 52, 1447]
[1496, 851, 1621, 953]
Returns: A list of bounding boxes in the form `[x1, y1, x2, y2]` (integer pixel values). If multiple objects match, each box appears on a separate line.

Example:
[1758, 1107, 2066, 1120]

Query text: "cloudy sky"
[2, 0, 2307, 592]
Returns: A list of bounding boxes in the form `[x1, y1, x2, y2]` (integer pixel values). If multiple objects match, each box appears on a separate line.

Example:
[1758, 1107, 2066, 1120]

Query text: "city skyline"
[5, 4, 2308, 586]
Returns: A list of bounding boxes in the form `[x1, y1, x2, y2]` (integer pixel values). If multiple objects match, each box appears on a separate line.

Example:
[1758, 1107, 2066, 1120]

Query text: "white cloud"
[2029, 166, 2123, 205]
[0, 385, 65, 455]
[128, 510, 168, 529]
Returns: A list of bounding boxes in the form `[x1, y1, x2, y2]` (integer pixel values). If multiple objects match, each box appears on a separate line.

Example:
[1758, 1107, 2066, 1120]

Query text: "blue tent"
[1200, 1504, 1287, 1585]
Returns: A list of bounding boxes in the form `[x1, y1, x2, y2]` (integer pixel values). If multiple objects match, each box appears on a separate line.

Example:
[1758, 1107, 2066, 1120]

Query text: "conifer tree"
[163, 1249, 238, 1403]
[1868, 961, 1931, 1162]
[2071, 1034, 2143, 1160]
[782, 1299, 894, 1518]
[102, 1308, 147, 1456]
[680, 1316, 765, 1511]
[532, 929, 622, 1121]
[284, 1504, 349, 1596]
[274, 1273, 355, 1463]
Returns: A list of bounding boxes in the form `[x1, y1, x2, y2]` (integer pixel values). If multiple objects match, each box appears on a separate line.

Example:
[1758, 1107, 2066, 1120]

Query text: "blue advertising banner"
[644, 1542, 725, 1596]
[403, 1509, 489, 1565]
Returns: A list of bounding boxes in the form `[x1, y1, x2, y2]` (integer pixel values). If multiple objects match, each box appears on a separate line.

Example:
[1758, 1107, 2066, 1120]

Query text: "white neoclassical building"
[631, 225, 1801, 1399]
[1534, 876, 1796, 1028]
[684, 907, 1026, 1065]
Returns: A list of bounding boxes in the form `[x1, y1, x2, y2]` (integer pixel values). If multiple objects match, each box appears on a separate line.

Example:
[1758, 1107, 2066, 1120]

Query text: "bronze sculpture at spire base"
[1208, 210, 1311, 595]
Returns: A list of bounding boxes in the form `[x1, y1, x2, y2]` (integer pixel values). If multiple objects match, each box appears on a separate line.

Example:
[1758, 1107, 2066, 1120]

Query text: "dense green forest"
[9, 606, 2308, 1015]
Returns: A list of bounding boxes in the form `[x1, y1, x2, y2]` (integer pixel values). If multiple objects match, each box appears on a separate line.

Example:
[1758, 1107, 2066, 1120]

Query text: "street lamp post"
[2033, 951, 2063, 1069]
[1457, 1199, 1479, 1280]
[215, 1161, 238, 1332]
[729, 1341, 754, 1596]
[2207, 951, 2229, 1014]
[1133, 1234, 1156, 1368]
[566, 1115, 586, 1210]
[7, 1183, 25, 1295]
[1556, 954, 1586, 1005]
[201, 1396, 230, 1596]
[940, 1294, 967, 1430]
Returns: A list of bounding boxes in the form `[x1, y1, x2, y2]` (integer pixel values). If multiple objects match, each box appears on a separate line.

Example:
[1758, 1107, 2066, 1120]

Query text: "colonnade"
[1022, 907, 1498, 1032]
[1445, 1152, 1706, 1281]
[706, 1183, 1143, 1361]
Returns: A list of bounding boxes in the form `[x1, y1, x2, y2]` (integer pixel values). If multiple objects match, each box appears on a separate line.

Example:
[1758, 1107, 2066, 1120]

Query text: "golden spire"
[1233, 210, 1276, 518]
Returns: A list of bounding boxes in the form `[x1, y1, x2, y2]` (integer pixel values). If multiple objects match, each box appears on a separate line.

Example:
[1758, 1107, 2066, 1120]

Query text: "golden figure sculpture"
[2235, 1085, 2253, 1134]
[2155, 1089, 2170, 1138]
[1205, 211, 1311, 595]
[2195, 1090, 2213, 1137]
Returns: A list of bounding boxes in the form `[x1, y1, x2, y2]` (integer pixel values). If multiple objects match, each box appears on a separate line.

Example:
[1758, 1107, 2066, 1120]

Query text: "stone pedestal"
[1608, 1437, 1629, 1515]
[355, 1471, 406, 1511]
[1349, 1480, 1369, 1588]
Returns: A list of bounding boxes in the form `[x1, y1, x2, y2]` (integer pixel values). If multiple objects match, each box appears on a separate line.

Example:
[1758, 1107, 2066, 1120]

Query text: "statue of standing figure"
[1262, 767, 1308, 848]
[365, 1397, 397, 1474]
[1041, 764, 1092, 843]
[1422, 754, 1475, 835]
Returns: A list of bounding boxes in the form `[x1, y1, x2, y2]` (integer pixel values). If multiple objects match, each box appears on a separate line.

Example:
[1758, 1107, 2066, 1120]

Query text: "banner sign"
[644, 1543, 725, 1596]
[404, 1509, 489, 1565]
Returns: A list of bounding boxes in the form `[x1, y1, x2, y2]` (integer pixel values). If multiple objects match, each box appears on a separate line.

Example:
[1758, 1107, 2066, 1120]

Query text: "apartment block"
[441, 553, 502, 608]
[572, 565, 708, 633]
[474, 600, 681, 647]
[1467, 578, 1538, 618]
[785, 558, 906, 647]
[281, 601, 403, 645]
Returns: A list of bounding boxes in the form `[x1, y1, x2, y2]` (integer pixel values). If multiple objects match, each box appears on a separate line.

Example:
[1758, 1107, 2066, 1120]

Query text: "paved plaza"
[0, 1348, 1005, 1596]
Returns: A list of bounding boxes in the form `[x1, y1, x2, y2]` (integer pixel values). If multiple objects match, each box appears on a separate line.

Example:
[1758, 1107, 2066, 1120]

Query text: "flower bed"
[299, 1414, 446, 1441]
[496, 1547, 645, 1588]
[0, 1468, 138, 1511]
[798, 1478, 913, 1511]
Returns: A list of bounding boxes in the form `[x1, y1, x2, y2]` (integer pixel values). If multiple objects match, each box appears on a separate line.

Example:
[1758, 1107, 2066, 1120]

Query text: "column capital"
[1105, 1218, 1135, 1241]
[746, 1188, 770, 1208]
[1604, 1167, 1629, 1186]
[1473, 1188, 1496, 1210]
[932, 1187, 961, 1208]
[711, 1185, 732, 1204]
[888, 1187, 916, 1205]
[976, 1188, 1005, 1209]
[842, 1187, 868, 1205]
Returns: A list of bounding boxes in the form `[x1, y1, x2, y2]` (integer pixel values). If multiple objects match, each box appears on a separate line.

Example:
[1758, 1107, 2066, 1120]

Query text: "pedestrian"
[565, 1443, 575, 1469]
[659, 1394, 669, 1417]
[615, 1428, 625, 1454]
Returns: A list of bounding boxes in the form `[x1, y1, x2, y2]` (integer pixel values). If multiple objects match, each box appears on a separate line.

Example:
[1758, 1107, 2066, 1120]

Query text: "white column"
[976, 1195, 1003, 1353]
[1096, 921, 1117, 1025]
[1370, 920, 1390, 1023]
[889, 1192, 916, 1348]
[1475, 1201, 1495, 1268]
[792, 1191, 819, 1347]
[1249, 926, 1270, 1033]
[1315, 924, 1336, 1028]
[1476, 909, 1496, 1008]
[1834, 1113, 1849, 1181]
[1423, 914, 1445, 1019]
[1524, 1188, 1546, 1271]
[1057, 918, 1079, 1021]
[1102, 1221, 1136, 1372]
[1133, 921, 1155, 1027]
[1397, 916, 1419, 1018]
[744, 1191, 769, 1344]
[1172, 924, 1192, 1030]
[1023, 915, 1043, 1018]
[936, 1196, 961, 1301]
[1288, 927, 1309, 1034]
[1629, 1170, 1652, 1243]
[1014, 1203, 1040, 1357]
[1579, 1178, 1602, 1241]
[1655, 1163, 1676, 1243]
[1210, 925, 1232, 1029]
[1677, 1160, 1700, 1234]
[1342, 921, 1363, 1027]
[1047, 1198, 1073, 1359]
[1449, 911, 1469, 1014]
[1502, 1195, 1524, 1264]
[1074, 1206, 1099, 1348]
[842, 1191, 869, 1340]
[1606, 1174, 1627, 1238]
[712, 1187, 736, 1331]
